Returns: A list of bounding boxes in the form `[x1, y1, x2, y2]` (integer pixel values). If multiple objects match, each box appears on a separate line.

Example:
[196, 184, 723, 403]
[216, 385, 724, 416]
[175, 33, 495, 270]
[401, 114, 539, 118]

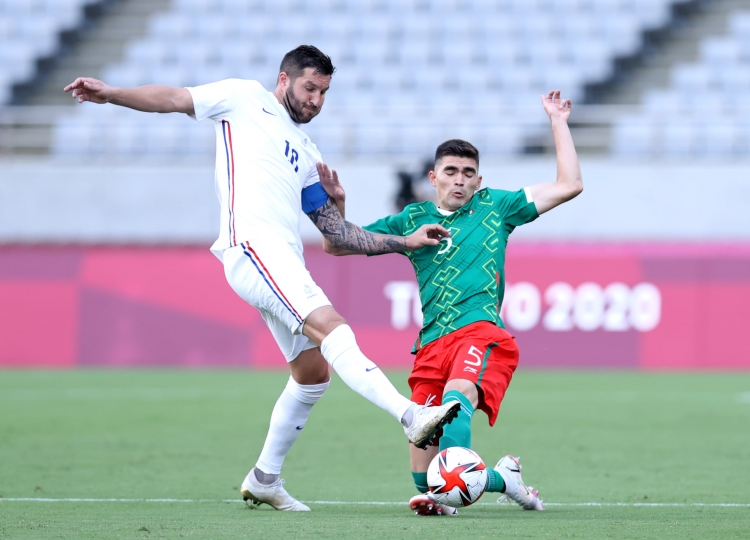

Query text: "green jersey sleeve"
[362, 209, 409, 256]
[490, 188, 539, 228]
[363, 213, 404, 236]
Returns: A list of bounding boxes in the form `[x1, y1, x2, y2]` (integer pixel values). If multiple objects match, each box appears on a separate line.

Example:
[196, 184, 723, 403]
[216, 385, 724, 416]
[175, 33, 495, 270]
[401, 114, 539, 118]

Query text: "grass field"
[1, 370, 749, 539]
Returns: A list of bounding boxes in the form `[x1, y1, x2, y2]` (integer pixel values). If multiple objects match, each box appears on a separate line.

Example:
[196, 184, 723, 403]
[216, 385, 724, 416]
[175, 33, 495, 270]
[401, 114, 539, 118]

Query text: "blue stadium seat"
[702, 121, 738, 156]
[45, 0, 691, 157]
[662, 119, 698, 156]
[671, 64, 712, 92]
[611, 117, 654, 157]
[700, 37, 742, 66]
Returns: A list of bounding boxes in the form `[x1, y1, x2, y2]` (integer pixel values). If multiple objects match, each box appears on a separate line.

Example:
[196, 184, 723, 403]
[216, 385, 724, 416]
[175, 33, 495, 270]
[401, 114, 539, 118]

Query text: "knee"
[286, 376, 330, 405]
[321, 314, 347, 338]
[444, 379, 479, 406]
[309, 368, 331, 385]
[306, 306, 348, 341]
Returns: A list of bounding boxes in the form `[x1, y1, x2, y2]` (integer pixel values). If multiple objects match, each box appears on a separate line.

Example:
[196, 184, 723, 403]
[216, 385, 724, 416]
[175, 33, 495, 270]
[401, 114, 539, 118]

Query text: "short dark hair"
[279, 45, 336, 81]
[434, 139, 480, 167]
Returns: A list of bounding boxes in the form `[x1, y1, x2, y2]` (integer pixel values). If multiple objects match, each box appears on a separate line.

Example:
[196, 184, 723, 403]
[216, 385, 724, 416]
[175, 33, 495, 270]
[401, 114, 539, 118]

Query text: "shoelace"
[496, 494, 512, 505]
[497, 487, 541, 507]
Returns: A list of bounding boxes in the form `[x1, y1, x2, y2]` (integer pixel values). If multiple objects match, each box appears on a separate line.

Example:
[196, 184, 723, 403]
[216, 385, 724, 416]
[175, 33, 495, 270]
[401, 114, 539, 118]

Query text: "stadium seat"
[439, 41, 481, 66]
[671, 64, 712, 92]
[630, 0, 671, 30]
[611, 117, 654, 157]
[44, 0, 693, 157]
[125, 41, 170, 68]
[567, 38, 613, 82]
[600, 14, 642, 56]
[483, 39, 522, 67]
[148, 14, 193, 40]
[353, 123, 397, 155]
[661, 119, 698, 156]
[699, 37, 742, 66]
[172, 41, 216, 68]
[194, 16, 231, 41]
[728, 11, 750, 38]
[714, 65, 750, 93]
[483, 124, 524, 155]
[702, 121, 738, 157]
[101, 65, 146, 88]
[642, 89, 682, 115]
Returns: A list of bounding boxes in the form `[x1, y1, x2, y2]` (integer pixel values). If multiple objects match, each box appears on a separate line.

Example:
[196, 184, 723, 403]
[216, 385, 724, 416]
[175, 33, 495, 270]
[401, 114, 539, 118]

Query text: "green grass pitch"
[1, 370, 749, 539]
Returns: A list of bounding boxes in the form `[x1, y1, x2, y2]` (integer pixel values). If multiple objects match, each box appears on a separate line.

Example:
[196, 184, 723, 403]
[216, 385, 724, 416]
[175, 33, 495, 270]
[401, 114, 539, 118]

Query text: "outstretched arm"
[310, 163, 449, 256]
[64, 77, 194, 115]
[526, 90, 583, 215]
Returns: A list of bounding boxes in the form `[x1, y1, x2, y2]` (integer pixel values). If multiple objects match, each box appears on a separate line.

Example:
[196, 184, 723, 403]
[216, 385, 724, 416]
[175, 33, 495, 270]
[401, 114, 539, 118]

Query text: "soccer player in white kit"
[64, 45, 460, 511]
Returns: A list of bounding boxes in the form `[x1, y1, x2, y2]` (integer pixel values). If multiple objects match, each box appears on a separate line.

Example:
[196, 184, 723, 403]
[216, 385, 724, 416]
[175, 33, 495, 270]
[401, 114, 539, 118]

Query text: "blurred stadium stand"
[611, 6, 750, 157]
[0, 0, 726, 159]
[0, 0, 749, 158]
[0, 0, 120, 106]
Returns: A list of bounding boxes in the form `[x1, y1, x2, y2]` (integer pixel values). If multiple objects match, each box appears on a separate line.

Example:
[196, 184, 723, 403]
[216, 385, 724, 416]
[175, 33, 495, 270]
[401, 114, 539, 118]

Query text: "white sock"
[255, 376, 329, 475]
[320, 324, 412, 422]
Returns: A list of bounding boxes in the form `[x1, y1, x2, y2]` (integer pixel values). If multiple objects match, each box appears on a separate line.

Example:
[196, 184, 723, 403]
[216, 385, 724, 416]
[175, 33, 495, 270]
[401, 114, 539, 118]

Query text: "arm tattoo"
[307, 198, 407, 254]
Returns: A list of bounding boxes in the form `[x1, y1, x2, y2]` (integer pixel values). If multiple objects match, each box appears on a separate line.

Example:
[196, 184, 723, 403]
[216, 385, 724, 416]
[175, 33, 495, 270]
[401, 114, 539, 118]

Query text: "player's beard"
[283, 86, 319, 124]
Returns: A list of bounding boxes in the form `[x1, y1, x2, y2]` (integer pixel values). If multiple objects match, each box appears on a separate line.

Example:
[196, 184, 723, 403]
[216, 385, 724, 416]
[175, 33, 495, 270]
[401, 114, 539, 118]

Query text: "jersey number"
[284, 140, 299, 172]
[464, 345, 483, 366]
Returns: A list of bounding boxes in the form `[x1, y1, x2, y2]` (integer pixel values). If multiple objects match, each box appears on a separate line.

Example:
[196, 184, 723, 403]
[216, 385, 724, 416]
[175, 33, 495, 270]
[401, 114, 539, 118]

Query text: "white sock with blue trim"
[255, 376, 329, 477]
[321, 324, 413, 422]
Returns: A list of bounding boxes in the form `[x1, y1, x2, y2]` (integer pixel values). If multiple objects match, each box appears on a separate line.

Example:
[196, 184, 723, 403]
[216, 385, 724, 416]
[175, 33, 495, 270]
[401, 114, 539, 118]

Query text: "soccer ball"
[427, 447, 487, 507]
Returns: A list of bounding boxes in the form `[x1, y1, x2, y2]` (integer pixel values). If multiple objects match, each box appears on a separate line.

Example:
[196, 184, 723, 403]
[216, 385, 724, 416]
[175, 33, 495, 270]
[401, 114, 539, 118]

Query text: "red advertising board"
[0, 244, 748, 370]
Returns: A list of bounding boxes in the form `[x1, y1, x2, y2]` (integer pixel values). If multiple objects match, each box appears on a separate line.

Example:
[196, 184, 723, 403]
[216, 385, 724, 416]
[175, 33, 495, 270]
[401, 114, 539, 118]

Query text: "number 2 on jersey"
[284, 140, 299, 172]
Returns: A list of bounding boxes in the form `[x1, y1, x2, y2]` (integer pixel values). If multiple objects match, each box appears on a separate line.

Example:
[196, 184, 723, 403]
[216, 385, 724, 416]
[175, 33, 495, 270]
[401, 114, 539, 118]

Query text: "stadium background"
[1, 0, 749, 371]
[2, 4, 750, 538]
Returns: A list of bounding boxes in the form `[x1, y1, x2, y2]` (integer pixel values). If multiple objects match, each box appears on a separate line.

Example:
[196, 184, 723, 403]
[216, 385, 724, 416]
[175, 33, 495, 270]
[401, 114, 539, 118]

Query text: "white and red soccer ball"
[427, 447, 487, 507]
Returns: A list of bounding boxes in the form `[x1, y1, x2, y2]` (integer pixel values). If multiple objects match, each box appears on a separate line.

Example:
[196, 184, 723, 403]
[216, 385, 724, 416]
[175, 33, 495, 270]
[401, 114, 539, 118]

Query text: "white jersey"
[186, 79, 328, 260]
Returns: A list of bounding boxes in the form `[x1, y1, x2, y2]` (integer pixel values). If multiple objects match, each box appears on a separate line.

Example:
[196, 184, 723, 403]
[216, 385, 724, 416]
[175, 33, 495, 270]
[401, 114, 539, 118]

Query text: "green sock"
[485, 468, 506, 493]
[411, 471, 429, 493]
[439, 390, 474, 451]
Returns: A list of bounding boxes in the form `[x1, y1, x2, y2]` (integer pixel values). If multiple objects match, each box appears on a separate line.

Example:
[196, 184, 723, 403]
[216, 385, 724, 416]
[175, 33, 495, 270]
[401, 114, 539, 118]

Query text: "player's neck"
[272, 88, 294, 121]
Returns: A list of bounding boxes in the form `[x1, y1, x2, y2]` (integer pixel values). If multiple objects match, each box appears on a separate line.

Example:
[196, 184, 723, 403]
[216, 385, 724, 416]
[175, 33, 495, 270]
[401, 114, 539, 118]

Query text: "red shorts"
[408, 321, 519, 426]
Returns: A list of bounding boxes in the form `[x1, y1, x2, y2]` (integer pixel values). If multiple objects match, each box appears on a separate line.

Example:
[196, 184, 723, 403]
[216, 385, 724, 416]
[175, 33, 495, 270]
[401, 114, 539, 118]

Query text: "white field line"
[0, 498, 749, 508]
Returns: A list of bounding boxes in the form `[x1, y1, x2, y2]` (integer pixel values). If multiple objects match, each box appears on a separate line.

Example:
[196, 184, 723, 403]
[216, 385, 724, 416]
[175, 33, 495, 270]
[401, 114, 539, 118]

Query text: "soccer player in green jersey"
[317, 90, 583, 515]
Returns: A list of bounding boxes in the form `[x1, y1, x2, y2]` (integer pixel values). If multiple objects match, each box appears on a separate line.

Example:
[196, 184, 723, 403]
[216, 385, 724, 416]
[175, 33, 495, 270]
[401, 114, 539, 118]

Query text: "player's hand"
[64, 77, 114, 104]
[316, 162, 345, 202]
[405, 224, 451, 251]
[541, 90, 572, 123]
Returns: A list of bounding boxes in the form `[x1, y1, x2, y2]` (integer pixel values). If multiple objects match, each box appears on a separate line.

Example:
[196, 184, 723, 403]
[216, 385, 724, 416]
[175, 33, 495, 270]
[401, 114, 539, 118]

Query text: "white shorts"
[223, 240, 331, 363]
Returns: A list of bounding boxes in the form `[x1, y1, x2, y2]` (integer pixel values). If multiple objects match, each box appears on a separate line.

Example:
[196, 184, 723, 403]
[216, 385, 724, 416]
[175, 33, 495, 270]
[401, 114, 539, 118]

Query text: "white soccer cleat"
[409, 492, 458, 516]
[240, 468, 310, 511]
[494, 456, 544, 511]
[404, 402, 461, 449]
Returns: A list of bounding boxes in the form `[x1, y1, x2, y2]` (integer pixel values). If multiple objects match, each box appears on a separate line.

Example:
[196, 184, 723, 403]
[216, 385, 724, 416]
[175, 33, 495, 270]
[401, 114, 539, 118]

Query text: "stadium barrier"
[1, 243, 748, 370]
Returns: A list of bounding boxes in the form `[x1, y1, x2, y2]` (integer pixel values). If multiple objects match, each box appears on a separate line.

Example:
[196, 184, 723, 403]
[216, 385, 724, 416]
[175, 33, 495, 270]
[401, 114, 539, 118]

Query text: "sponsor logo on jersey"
[262, 107, 275, 116]
[303, 284, 317, 299]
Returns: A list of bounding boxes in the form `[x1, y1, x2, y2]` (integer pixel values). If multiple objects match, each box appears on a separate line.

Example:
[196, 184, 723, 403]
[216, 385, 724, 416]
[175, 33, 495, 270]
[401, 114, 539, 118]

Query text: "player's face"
[429, 156, 482, 211]
[280, 68, 331, 124]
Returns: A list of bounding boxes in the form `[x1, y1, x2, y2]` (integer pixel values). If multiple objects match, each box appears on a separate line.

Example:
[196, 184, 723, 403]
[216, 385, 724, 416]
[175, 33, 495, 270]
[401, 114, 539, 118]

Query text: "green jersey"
[364, 188, 538, 351]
